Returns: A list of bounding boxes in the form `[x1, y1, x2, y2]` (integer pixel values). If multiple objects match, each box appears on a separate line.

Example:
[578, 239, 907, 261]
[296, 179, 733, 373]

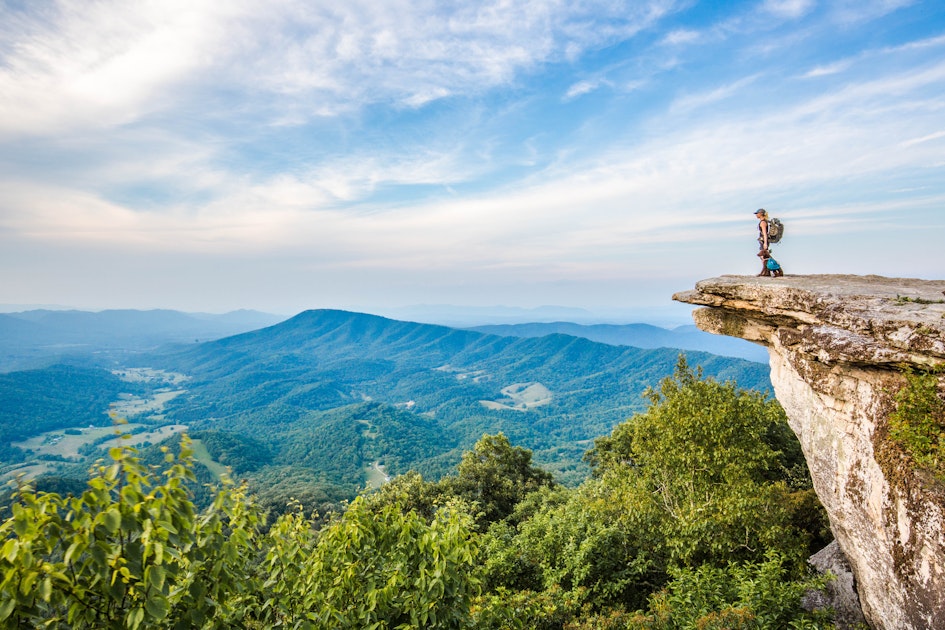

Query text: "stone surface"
[673, 274, 945, 630]
[803, 540, 868, 630]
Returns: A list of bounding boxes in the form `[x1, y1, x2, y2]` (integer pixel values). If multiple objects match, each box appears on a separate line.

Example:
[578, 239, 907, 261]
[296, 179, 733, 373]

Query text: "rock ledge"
[674, 274, 945, 630]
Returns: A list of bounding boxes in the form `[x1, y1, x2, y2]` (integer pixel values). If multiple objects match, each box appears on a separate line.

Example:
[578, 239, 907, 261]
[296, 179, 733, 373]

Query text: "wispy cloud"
[669, 74, 761, 113]
[564, 78, 613, 100]
[762, 0, 816, 20]
[0, 0, 684, 138]
[1, 0, 943, 312]
[829, 0, 917, 26]
[802, 59, 855, 78]
[661, 29, 701, 45]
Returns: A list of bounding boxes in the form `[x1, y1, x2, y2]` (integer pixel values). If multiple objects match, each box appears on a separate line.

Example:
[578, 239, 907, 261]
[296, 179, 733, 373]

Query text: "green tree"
[443, 433, 555, 528]
[259, 496, 481, 629]
[362, 470, 456, 521]
[478, 358, 831, 626]
[627, 552, 833, 630]
[0, 438, 486, 630]
[587, 356, 815, 569]
[0, 438, 262, 629]
[888, 367, 945, 483]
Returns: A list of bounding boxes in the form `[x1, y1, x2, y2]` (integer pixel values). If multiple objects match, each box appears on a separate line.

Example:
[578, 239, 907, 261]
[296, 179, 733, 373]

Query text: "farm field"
[6, 423, 189, 482]
[481, 382, 553, 411]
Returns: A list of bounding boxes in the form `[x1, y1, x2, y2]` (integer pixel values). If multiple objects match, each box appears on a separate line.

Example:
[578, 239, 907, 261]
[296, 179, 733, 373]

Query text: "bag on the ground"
[768, 218, 784, 243]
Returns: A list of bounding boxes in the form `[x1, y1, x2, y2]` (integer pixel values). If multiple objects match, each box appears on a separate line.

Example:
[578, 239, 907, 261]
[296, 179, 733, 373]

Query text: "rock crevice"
[674, 274, 945, 630]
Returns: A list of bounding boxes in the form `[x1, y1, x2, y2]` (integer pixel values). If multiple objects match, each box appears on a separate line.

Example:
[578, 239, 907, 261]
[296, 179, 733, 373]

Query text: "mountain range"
[0, 309, 287, 372]
[467, 321, 768, 362]
[0, 308, 772, 493]
[147, 309, 771, 484]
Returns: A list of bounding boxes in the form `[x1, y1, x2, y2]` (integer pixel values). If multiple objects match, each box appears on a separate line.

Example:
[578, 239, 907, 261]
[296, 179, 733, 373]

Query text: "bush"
[889, 368, 945, 483]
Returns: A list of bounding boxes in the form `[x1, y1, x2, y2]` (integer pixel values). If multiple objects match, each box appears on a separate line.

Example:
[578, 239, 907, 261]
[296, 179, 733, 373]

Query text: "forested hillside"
[0, 365, 135, 441]
[150, 309, 770, 486]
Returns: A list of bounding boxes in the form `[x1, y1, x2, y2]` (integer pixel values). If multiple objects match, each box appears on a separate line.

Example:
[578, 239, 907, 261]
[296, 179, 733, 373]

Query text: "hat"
[754, 208, 765, 214]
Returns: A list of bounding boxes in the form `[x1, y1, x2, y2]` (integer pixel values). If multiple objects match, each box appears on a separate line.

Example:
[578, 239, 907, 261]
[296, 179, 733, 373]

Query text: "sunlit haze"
[2, 0, 944, 322]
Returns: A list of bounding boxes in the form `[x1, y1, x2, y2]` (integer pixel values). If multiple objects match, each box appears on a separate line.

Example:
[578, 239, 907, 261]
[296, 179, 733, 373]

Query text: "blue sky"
[1, 0, 944, 322]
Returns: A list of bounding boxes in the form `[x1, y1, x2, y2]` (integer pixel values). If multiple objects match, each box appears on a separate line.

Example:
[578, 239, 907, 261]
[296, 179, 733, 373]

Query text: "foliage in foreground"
[468, 360, 832, 629]
[0, 359, 834, 629]
[0, 439, 481, 629]
[889, 367, 945, 484]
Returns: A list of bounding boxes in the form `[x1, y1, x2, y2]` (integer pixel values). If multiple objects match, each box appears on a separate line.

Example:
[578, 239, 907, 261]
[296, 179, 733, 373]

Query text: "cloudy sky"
[1, 0, 944, 322]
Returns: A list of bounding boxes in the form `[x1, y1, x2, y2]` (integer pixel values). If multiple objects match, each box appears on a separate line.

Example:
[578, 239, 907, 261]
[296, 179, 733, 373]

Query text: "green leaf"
[129, 606, 145, 630]
[144, 594, 169, 620]
[147, 565, 166, 591]
[1, 540, 18, 563]
[38, 577, 52, 602]
[103, 508, 121, 534]
[0, 597, 15, 621]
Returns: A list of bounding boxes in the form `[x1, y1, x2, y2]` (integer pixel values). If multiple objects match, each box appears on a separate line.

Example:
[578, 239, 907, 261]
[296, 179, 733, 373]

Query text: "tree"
[0, 437, 485, 629]
[587, 356, 814, 568]
[443, 433, 555, 528]
[477, 358, 831, 626]
[0, 438, 261, 628]
[259, 496, 481, 629]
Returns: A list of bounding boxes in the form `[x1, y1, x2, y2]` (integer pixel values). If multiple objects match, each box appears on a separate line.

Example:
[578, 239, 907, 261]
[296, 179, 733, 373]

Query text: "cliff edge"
[674, 275, 945, 630]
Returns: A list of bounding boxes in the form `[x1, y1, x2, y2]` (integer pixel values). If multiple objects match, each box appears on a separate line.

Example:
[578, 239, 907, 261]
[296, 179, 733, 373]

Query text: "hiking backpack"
[768, 217, 784, 243]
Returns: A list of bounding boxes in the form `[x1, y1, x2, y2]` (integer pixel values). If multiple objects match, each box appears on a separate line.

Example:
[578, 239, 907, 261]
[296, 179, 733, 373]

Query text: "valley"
[1, 367, 190, 483]
[0, 308, 772, 506]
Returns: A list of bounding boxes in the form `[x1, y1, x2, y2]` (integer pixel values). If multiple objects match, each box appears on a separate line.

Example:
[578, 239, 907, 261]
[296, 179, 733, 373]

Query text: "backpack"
[768, 218, 784, 243]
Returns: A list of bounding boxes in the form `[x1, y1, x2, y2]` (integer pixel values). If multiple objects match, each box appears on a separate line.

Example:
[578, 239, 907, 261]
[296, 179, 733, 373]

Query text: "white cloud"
[0, 1, 237, 136]
[762, 0, 816, 19]
[829, 0, 916, 25]
[2, 0, 944, 311]
[886, 33, 945, 53]
[899, 130, 945, 148]
[11, 42, 943, 266]
[661, 28, 701, 45]
[0, 0, 683, 137]
[802, 59, 854, 78]
[669, 74, 760, 113]
[564, 78, 612, 100]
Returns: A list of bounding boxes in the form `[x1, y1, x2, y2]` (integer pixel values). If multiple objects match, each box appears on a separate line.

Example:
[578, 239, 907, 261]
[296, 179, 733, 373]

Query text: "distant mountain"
[468, 321, 769, 363]
[373, 303, 697, 328]
[0, 309, 287, 372]
[377, 304, 597, 327]
[151, 309, 771, 484]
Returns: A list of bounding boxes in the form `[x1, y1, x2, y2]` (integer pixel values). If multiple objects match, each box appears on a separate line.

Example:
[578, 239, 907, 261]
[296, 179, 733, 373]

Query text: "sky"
[1, 0, 944, 323]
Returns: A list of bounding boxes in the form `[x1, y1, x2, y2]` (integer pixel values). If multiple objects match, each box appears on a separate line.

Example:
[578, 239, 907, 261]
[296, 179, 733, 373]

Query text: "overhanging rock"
[674, 274, 945, 630]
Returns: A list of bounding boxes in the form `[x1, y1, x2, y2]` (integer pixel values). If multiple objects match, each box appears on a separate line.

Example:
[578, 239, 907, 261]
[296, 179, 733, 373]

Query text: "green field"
[364, 461, 390, 490]
[481, 382, 553, 411]
[7, 424, 189, 482]
[190, 439, 229, 480]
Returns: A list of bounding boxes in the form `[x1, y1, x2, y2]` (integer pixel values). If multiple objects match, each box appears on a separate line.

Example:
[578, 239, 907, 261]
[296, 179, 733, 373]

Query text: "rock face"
[673, 275, 945, 630]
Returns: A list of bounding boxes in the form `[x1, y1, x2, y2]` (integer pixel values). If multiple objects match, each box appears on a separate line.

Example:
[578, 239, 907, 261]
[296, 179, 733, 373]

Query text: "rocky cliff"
[673, 275, 945, 630]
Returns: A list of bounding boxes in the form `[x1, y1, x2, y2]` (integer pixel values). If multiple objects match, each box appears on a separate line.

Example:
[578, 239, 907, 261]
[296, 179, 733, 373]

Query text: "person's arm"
[760, 220, 769, 249]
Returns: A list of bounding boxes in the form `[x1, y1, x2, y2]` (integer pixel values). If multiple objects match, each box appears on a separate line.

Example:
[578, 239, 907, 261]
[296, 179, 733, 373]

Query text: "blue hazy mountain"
[0, 309, 287, 371]
[468, 322, 769, 363]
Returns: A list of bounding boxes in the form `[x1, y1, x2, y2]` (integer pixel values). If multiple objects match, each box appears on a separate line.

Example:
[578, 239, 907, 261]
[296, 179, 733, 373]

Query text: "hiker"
[754, 208, 770, 276]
